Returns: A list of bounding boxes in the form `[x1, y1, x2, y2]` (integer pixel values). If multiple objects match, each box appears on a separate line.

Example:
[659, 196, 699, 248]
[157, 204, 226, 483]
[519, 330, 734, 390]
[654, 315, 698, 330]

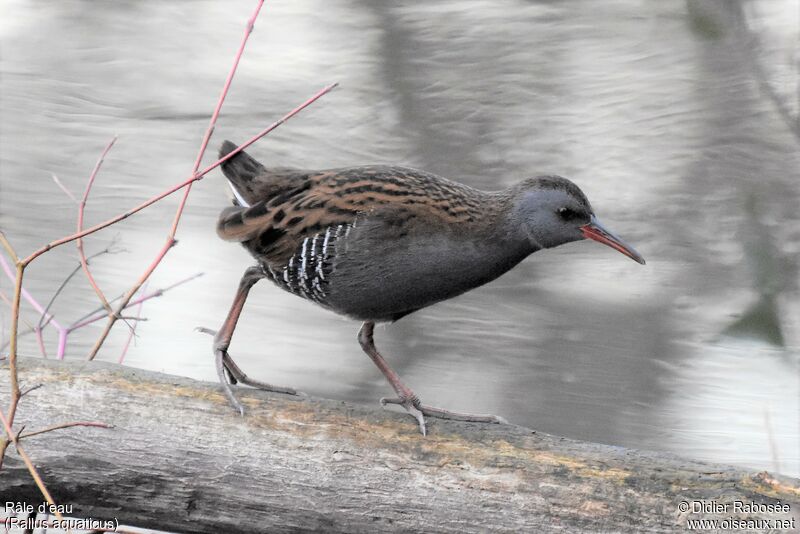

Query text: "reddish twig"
[76, 136, 118, 316]
[0, 255, 65, 335]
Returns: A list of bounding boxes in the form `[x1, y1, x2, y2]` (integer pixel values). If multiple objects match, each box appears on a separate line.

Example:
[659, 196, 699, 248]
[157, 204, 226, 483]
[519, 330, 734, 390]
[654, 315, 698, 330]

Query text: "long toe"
[418, 404, 507, 424]
[234, 376, 300, 396]
[221, 353, 302, 396]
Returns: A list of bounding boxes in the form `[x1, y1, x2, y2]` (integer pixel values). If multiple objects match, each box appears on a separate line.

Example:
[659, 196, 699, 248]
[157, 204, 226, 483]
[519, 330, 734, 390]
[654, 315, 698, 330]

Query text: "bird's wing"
[216, 162, 484, 269]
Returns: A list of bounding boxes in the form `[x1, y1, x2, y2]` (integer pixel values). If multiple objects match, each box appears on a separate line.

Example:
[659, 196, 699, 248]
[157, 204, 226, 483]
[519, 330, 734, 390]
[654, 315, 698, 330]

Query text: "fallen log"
[1, 357, 798, 533]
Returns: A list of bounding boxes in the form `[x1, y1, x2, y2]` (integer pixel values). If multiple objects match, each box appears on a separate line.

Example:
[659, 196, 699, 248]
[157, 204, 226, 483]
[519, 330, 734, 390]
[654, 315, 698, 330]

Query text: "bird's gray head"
[510, 175, 645, 264]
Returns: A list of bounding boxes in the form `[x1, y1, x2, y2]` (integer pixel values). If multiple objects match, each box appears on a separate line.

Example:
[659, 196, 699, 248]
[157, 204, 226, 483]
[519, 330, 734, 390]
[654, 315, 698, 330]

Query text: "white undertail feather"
[227, 181, 251, 208]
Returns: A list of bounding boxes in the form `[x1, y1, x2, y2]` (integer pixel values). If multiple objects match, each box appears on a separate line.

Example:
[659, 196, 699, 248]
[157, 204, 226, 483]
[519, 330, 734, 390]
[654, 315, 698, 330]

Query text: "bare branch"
[37, 243, 120, 331]
[18, 421, 114, 440]
[51, 173, 79, 204]
[118, 283, 147, 364]
[19, 383, 43, 398]
[76, 136, 118, 317]
[0, 230, 19, 263]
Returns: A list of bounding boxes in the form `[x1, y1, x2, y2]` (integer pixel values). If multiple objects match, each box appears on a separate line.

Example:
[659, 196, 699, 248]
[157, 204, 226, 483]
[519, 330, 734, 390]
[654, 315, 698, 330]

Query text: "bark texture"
[1, 357, 798, 533]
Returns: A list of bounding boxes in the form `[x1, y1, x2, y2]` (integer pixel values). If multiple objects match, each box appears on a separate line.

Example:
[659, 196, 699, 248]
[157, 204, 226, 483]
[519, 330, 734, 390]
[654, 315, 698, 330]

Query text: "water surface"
[1, 0, 798, 476]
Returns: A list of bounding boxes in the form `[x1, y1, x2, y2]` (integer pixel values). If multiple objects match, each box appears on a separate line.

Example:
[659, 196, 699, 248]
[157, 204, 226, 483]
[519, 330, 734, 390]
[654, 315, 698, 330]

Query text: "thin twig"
[34, 328, 48, 358]
[18, 421, 113, 440]
[68, 282, 129, 327]
[119, 282, 147, 363]
[0, 230, 19, 262]
[38, 243, 120, 331]
[51, 173, 79, 203]
[19, 383, 43, 398]
[76, 136, 118, 317]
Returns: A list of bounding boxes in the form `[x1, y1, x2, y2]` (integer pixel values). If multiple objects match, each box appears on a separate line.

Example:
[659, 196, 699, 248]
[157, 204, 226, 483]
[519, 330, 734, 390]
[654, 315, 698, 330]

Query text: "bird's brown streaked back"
[217, 140, 496, 268]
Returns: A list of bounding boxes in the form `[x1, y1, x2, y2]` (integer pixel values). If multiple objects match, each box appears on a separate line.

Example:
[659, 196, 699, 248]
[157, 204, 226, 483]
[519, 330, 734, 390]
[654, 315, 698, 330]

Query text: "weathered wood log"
[1, 357, 798, 533]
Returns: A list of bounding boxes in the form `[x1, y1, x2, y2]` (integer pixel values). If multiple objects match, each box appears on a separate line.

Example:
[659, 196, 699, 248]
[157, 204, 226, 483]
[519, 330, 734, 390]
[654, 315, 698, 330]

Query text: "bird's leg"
[357, 322, 506, 435]
[214, 265, 298, 415]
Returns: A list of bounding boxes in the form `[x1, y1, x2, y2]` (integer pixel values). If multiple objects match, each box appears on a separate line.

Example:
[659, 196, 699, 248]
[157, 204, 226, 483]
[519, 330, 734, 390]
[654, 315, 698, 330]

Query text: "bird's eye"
[558, 207, 579, 220]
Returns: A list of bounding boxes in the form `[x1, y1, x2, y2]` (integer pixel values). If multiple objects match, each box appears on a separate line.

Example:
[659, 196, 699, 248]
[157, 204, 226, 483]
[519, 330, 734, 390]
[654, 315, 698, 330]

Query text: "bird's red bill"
[580, 216, 646, 265]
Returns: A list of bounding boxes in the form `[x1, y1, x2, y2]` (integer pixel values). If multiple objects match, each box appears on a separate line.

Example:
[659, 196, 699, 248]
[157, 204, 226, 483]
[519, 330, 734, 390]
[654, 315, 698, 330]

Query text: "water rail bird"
[212, 140, 645, 435]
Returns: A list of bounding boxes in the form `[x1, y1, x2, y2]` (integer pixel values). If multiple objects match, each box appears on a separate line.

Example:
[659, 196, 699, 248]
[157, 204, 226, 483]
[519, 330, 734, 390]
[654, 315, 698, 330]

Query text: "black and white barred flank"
[262, 222, 356, 304]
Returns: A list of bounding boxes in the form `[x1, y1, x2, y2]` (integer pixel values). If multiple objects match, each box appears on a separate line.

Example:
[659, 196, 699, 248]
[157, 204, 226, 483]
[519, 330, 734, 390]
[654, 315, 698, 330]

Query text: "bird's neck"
[479, 189, 540, 256]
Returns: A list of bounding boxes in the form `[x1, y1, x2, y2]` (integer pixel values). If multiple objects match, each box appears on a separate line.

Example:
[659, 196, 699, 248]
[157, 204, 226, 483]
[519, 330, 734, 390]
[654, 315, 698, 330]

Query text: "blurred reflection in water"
[1, 0, 798, 475]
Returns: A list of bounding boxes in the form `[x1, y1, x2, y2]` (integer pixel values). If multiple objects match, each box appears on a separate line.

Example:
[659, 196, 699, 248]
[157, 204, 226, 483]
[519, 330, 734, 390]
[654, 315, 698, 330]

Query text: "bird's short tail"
[219, 140, 266, 207]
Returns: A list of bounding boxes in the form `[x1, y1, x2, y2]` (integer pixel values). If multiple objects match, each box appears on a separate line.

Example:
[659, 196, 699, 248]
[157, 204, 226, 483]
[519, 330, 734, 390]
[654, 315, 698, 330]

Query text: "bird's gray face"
[516, 180, 645, 264]
[518, 188, 591, 248]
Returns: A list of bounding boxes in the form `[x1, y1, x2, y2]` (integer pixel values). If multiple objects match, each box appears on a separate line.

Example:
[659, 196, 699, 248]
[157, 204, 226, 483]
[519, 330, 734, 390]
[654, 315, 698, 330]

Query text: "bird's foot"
[201, 327, 302, 415]
[380, 396, 507, 436]
[380, 396, 428, 435]
[216, 352, 304, 416]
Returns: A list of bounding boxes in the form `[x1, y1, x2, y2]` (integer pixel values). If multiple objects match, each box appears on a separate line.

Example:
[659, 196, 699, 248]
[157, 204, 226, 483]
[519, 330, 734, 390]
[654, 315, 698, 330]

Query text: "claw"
[381, 396, 427, 435]
[215, 346, 242, 414]
[407, 402, 427, 436]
